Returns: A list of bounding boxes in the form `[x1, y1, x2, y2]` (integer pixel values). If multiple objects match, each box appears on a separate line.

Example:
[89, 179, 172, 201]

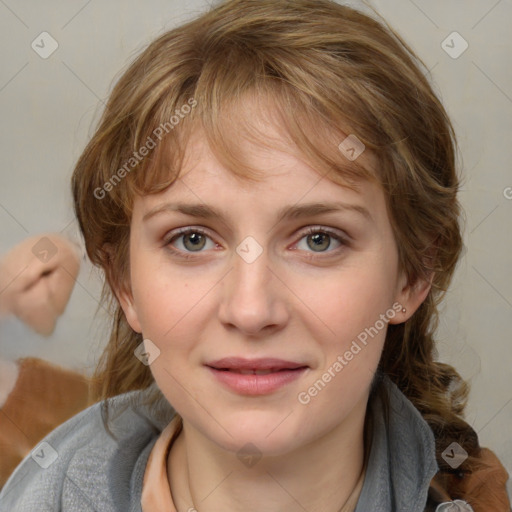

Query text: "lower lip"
[206, 367, 308, 395]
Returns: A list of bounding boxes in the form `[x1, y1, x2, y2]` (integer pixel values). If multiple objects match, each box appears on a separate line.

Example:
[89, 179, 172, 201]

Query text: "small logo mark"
[237, 442, 262, 468]
[435, 499, 474, 511]
[31, 32, 59, 59]
[441, 32, 468, 59]
[338, 134, 365, 161]
[32, 237, 58, 263]
[442, 441, 468, 469]
[134, 339, 161, 366]
[503, 187, 512, 200]
[236, 236, 263, 264]
[31, 441, 58, 469]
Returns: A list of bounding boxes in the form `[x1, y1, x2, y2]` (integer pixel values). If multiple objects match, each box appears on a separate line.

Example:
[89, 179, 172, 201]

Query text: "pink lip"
[205, 357, 309, 396]
[206, 357, 306, 371]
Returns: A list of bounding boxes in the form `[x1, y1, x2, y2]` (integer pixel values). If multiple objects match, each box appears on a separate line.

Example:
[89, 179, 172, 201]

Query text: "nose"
[217, 246, 290, 337]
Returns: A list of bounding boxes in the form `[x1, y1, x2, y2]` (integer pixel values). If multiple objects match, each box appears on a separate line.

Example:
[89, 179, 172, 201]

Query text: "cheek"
[296, 262, 397, 340]
[293, 262, 395, 405]
[133, 280, 190, 339]
[131, 257, 213, 346]
[296, 304, 388, 430]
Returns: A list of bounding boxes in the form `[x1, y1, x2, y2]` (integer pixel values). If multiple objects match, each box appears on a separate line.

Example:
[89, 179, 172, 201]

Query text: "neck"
[167, 396, 369, 512]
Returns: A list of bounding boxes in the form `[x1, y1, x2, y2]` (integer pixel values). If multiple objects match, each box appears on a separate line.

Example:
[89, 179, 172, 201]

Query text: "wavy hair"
[71, 0, 479, 500]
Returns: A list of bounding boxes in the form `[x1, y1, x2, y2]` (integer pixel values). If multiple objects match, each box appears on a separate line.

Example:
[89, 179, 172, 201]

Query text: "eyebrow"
[142, 201, 373, 225]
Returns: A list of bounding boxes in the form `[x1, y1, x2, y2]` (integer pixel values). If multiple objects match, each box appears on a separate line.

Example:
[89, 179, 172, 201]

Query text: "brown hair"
[72, 0, 477, 501]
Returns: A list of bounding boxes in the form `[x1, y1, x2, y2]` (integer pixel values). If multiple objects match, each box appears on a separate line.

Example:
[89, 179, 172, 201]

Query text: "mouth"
[210, 367, 307, 375]
[205, 357, 308, 373]
[205, 357, 309, 395]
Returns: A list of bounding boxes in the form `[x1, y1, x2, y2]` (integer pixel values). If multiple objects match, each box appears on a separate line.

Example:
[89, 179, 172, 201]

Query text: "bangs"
[121, 80, 379, 209]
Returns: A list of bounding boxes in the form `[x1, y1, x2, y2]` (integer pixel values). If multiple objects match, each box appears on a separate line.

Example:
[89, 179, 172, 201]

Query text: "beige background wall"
[0, 0, 510, 495]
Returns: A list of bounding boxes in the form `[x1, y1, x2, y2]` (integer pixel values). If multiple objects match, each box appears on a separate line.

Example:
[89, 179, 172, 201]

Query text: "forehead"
[134, 126, 388, 237]
[133, 91, 384, 222]
[178, 126, 373, 200]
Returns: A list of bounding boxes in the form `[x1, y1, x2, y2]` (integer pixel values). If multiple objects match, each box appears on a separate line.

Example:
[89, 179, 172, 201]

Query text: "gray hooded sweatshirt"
[0, 375, 440, 511]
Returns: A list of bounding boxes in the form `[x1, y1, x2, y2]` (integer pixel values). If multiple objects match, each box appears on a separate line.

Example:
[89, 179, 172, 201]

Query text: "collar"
[132, 376, 439, 512]
[354, 375, 439, 511]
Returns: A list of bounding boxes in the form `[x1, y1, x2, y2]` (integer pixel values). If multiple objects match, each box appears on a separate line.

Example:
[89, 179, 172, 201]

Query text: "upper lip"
[205, 357, 308, 371]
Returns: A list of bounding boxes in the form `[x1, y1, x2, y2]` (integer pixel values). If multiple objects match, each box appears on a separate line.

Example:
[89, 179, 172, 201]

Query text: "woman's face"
[120, 118, 429, 458]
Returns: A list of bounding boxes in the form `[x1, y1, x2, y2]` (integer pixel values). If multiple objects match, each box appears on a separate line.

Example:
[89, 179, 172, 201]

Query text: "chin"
[204, 412, 307, 458]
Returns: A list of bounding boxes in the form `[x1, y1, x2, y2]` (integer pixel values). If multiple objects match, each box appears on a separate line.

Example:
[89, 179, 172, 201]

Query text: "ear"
[388, 268, 434, 325]
[103, 242, 143, 334]
[115, 284, 143, 334]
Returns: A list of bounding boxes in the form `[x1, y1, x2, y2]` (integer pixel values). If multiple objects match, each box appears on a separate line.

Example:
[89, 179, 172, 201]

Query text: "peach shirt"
[141, 415, 181, 511]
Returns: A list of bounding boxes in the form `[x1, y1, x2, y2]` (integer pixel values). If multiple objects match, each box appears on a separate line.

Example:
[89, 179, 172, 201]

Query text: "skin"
[0, 234, 80, 336]
[119, 108, 431, 511]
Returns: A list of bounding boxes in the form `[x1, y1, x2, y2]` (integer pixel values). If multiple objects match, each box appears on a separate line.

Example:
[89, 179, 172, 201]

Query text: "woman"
[0, 0, 509, 510]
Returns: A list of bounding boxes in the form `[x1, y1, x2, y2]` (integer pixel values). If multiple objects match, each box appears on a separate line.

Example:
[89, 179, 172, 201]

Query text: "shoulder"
[0, 385, 175, 512]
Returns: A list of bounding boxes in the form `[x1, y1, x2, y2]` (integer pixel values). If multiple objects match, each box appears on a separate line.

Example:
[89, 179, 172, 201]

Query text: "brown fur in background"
[0, 357, 92, 488]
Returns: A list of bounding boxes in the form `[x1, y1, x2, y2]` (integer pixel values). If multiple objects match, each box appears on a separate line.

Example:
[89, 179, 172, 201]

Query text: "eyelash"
[164, 226, 349, 260]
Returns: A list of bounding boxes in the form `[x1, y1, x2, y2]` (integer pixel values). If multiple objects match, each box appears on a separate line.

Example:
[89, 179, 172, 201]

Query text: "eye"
[293, 227, 348, 254]
[164, 225, 349, 260]
[165, 227, 217, 256]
